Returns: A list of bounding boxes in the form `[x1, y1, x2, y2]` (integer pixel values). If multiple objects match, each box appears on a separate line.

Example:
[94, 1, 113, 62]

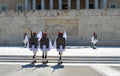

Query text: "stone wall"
[0, 9, 120, 46]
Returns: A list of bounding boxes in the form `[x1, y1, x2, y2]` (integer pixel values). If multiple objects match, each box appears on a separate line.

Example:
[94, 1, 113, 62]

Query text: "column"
[103, 0, 107, 9]
[95, 0, 98, 9]
[86, 0, 89, 9]
[50, 0, 53, 10]
[100, 0, 103, 9]
[68, 0, 71, 10]
[59, 0, 62, 10]
[25, 0, 29, 10]
[77, 0, 80, 9]
[41, 0, 45, 10]
[32, 0, 36, 10]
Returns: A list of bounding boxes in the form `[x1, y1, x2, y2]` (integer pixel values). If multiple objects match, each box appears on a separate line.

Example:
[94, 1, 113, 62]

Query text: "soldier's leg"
[45, 51, 48, 63]
[42, 51, 44, 59]
[92, 43, 95, 49]
[42, 51, 44, 61]
[59, 51, 62, 60]
[25, 42, 27, 48]
[45, 51, 47, 59]
[32, 51, 37, 63]
[95, 44, 97, 48]
[42, 51, 46, 63]
[58, 52, 63, 64]
[93, 43, 96, 49]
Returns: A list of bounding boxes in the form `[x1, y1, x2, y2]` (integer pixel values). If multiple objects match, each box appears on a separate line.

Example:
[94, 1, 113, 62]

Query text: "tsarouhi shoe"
[46, 60, 48, 63]
[32, 60, 36, 64]
[93, 46, 96, 49]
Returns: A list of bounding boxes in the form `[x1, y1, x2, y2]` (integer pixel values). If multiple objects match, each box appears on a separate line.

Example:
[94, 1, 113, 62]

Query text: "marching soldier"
[54, 32, 66, 64]
[29, 32, 38, 63]
[40, 32, 52, 64]
[91, 32, 98, 49]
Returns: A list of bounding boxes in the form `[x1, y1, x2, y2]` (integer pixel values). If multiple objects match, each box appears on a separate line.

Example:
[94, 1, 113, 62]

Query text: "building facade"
[0, 0, 120, 46]
[0, 0, 119, 11]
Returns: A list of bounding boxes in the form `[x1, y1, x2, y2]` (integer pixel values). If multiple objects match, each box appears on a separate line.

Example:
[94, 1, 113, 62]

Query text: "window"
[16, 5, 23, 11]
[109, 3, 117, 9]
[0, 5, 7, 11]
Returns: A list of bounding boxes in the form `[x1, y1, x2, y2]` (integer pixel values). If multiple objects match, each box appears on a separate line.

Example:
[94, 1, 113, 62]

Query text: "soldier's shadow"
[32, 64, 49, 71]
[16, 63, 36, 71]
[51, 63, 64, 73]
[21, 63, 36, 68]
[18, 63, 49, 71]
[17, 63, 64, 72]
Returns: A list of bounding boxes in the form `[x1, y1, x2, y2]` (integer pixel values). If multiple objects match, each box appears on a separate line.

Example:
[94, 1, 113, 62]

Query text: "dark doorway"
[38, 5, 41, 10]
[89, 3, 94, 9]
[62, 4, 68, 9]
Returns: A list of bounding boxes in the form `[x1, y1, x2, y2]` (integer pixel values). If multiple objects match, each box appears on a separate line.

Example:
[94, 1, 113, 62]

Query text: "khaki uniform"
[56, 37, 66, 52]
[40, 38, 49, 51]
[40, 36, 50, 63]
[29, 35, 38, 63]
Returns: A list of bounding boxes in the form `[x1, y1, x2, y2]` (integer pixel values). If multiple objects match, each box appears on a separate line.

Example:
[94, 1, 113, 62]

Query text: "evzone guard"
[29, 31, 38, 63]
[54, 31, 67, 64]
[40, 32, 52, 64]
[91, 32, 98, 49]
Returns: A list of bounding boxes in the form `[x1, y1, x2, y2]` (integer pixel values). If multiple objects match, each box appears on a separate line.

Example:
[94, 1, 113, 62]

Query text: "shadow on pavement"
[20, 63, 49, 71]
[21, 63, 36, 68]
[32, 64, 49, 71]
[18, 63, 64, 72]
[51, 64, 64, 73]
[16, 63, 36, 71]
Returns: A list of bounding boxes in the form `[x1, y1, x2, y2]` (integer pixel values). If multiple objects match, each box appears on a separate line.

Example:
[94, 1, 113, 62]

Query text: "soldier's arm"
[46, 39, 49, 48]
[40, 39, 42, 48]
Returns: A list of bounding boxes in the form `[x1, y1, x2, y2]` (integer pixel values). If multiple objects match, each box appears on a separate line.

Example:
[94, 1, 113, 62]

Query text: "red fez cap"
[43, 32, 47, 35]
[59, 32, 63, 35]
[93, 32, 96, 35]
[33, 32, 37, 35]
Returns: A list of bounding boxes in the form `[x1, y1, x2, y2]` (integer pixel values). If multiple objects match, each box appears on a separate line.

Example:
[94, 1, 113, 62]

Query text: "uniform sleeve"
[37, 31, 42, 41]
[63, 31, 67, 41]
[49, 39, 53, 50]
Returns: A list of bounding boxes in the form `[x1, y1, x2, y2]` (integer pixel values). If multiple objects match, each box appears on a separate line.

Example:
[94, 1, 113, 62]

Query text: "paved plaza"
[0, 46, 120, 76]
